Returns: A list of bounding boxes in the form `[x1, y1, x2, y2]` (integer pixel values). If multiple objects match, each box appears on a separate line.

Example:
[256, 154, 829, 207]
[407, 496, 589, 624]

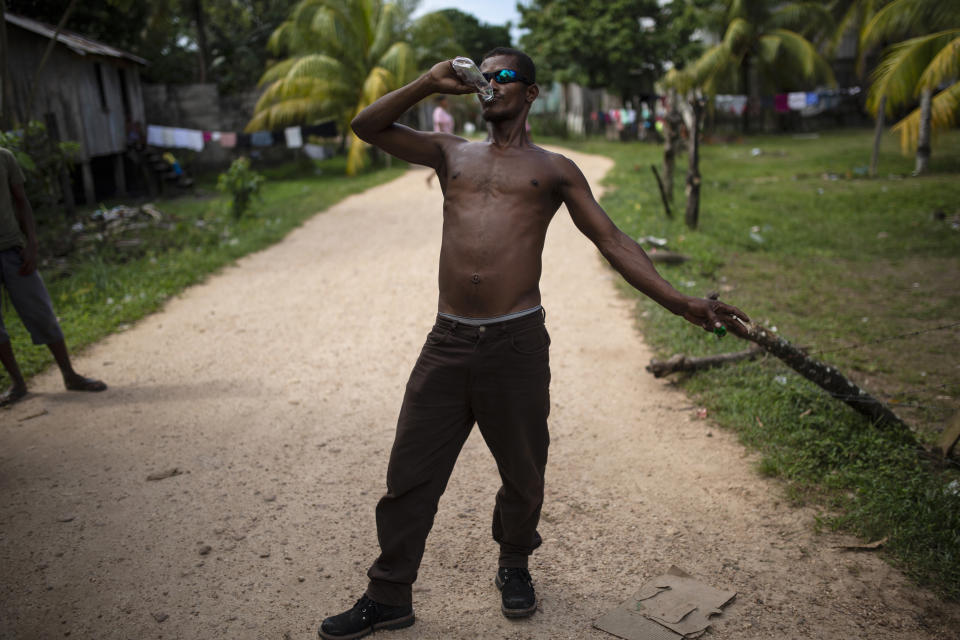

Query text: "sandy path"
[1, 148, 957, 640]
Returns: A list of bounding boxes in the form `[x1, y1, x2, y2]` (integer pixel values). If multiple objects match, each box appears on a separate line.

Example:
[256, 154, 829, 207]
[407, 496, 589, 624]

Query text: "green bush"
[217, 156, 265, 219]
[0, 120, 80, 211]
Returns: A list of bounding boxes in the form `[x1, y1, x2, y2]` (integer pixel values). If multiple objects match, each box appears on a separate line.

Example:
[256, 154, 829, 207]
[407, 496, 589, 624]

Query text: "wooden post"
[684, 96, 703, 230]
[80, 160, 95, 205]
[113, 152, 127, 197]
[662, 88, 681, 203]
[650, 165, 672, 218]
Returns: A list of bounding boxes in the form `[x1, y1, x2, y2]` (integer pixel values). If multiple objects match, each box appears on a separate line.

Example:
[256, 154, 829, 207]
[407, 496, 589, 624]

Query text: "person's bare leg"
[0, 339, 28, 406]
[46, 339, 106, 392]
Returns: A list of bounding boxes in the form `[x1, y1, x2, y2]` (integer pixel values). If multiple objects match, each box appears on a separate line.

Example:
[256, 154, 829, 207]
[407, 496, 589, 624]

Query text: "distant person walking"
[0, 147, 106, 407]
[426, 96, 454, 188]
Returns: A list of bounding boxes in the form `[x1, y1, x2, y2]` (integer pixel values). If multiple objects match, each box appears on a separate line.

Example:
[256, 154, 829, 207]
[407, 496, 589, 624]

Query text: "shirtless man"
[318, 48, 748, 640]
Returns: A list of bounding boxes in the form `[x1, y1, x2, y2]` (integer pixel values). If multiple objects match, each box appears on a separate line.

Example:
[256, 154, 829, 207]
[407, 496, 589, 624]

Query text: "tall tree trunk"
[25, 0, 78, 122]
[0, 0, 11, 130]
[869, 95, 886, 178]
[193, 0, 209, 83]
[740, 54, 750, 134]
[662, 88, 681, 203]
[683, 96, 704, 230]
[914, 87, 932, 175]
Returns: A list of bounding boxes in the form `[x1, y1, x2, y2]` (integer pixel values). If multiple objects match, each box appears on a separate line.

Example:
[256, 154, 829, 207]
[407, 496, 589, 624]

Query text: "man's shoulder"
[524, 143, 572, 163]
[524, 145, 579, 176]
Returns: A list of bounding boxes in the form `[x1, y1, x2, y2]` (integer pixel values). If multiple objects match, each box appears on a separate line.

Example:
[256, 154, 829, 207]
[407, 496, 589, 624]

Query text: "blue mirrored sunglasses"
[481, 68, 533, 85]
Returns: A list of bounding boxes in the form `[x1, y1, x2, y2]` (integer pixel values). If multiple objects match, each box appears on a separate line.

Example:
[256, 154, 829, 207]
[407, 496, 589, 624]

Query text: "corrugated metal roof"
[5, 13, 148, 66]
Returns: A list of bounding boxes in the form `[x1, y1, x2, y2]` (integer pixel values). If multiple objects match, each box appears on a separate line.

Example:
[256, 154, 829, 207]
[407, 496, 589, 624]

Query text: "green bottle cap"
[713, 325, 727, 338]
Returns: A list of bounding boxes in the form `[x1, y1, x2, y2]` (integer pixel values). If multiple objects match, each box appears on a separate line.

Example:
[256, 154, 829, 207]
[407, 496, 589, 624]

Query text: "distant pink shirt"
[433, 106, 454, 133]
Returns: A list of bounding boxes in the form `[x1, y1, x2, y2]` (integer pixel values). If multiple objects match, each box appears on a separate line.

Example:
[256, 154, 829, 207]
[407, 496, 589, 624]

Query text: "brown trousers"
[365, 310, 552, 606]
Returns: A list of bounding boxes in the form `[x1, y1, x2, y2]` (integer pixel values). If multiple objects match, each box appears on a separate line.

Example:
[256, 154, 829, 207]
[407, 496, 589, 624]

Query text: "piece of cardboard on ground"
[594, 566, 737, 640]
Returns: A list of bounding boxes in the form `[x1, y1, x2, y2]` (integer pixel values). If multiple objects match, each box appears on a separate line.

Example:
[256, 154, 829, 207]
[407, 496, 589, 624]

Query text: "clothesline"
[713, 86, 862, 116]
[145, 121, 337, 153]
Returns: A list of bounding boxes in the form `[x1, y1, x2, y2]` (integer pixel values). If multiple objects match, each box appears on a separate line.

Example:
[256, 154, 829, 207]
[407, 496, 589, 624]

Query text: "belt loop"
[541, 307, 546, 322]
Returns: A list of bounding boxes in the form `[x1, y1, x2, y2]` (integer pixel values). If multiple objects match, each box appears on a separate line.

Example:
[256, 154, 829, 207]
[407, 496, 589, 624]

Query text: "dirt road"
[2, 148, 957, 639]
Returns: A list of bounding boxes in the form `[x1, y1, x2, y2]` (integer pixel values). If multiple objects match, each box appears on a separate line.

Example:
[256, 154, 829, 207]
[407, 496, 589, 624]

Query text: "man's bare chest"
[442, 147, 558, 200]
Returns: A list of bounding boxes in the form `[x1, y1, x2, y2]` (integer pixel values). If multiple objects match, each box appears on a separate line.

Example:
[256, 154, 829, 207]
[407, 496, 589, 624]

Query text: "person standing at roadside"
[426, 96, 454, 187]
[0, 147, 106, 407]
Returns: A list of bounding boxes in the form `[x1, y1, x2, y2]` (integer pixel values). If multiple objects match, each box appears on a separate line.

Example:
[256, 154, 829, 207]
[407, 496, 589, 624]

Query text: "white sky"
[412, 0, 527, 42]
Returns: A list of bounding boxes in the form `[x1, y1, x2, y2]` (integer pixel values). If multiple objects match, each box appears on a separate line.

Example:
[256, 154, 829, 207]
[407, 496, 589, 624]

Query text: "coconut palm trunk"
[870, 95, 886, 177]
[914, 87, 932, 174]
[740, 54, 751, 134]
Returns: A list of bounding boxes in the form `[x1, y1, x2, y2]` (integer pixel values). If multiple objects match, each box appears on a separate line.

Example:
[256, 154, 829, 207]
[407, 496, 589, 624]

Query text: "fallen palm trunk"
[649, 320, 914, 438]
[647, 345, 762, 377]
[741, 323, 910, 433]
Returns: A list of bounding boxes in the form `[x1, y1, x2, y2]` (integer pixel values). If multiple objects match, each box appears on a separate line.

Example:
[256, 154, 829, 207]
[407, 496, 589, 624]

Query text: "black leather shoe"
[318, 595, 414, 639]
[495, 567, 537, 618]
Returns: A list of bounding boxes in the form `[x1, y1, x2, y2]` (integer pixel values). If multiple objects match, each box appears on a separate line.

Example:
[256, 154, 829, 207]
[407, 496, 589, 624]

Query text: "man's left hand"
[682, 297, 750, 338]
[19, 243, 38, 276]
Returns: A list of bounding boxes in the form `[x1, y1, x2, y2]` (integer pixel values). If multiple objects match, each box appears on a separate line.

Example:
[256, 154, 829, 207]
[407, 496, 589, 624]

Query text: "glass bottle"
[452, 57, 494, 102]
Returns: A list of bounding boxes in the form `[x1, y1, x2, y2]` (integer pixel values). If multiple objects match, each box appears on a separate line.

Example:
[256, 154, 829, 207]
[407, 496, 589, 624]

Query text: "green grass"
[548, 128, 960, 599]
[2, 155, 405, 382]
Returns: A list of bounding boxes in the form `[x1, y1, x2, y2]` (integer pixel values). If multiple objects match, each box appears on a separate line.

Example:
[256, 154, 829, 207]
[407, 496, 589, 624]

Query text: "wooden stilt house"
[2, 12, 148, 205]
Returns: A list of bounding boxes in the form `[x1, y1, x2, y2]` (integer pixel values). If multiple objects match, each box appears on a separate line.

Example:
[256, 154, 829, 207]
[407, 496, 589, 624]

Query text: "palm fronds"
[249, 0, 443, 175]
[673, 0, 835, 97]
[867, 30, 959, 116]
[861, 0, 959, 53]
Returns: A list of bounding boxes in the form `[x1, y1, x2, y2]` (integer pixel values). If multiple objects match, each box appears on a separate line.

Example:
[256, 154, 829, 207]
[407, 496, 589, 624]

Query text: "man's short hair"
[481, 47, 536, 84]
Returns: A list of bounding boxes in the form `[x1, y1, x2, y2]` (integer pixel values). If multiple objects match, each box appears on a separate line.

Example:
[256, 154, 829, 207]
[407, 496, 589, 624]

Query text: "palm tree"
[676, 0, 837, 132]
[861, 0, 960, 174]
[662, 0, 836, 229]
[821, 0, 891, 67]
[813, 0, 893, 176]
[247, 0, 424, 175]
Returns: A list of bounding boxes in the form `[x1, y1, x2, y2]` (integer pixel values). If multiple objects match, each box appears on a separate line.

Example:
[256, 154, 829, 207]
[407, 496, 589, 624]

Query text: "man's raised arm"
[351, 60, 473, 168]
[556, 155, 750, 337]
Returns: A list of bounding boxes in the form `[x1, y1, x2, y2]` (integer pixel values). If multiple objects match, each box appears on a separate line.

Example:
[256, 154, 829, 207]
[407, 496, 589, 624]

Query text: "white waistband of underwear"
[438, 305, 542, 327]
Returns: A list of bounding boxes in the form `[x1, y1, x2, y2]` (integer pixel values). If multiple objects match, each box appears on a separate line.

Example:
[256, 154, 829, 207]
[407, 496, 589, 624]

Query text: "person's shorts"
[0, 247, 64, 345]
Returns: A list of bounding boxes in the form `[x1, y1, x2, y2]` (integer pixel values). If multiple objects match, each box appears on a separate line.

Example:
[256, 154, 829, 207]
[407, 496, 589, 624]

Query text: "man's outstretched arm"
[557, 156, 750, 336]
[351, 60, 473, 168]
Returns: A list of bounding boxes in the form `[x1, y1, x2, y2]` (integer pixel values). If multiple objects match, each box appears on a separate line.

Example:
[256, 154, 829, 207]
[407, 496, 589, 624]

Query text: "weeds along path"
[1, 148, 957, 639]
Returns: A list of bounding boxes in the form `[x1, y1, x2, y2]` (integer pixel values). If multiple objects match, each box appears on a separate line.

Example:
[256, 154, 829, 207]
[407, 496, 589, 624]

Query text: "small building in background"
[3, 12, 147, 206]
